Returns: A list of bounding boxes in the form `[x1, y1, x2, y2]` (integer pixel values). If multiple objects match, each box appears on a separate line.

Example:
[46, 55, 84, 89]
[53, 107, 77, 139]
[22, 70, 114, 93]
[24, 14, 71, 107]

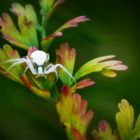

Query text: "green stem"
[41, 5, 58, 38]
[66, 127, 74, 140]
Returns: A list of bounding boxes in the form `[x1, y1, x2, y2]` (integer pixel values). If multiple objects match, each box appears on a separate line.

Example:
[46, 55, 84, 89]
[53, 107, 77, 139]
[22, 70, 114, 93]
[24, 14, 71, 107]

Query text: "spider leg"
[24, 66, 28, 74]
[44, 63, 54, 71]
[6, 58, 26, 71]
[50, 64, 76, 83]
[44, 64, 58, 78]
[2, 57, 37, 75]
[44, 68, 58, 78]
[25, 56, 37, 75]
[1, 58, 25, 64]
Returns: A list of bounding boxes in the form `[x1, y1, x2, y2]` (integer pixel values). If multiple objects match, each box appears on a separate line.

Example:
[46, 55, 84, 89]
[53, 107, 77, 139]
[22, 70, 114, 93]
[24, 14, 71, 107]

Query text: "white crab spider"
[3, 49, 76, 82]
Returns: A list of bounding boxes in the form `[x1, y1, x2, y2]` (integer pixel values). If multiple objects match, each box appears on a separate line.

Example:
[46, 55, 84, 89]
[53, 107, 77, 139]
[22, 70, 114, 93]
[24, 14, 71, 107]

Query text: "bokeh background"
[0, 0, 139, 139]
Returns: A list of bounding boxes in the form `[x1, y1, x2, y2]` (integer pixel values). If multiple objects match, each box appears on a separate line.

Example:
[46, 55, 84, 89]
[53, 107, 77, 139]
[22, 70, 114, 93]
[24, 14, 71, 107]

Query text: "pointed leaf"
[56, 93, 93, 136]
[56, 16, 90, 31]
[41, 16, 89, 50]
[40, 0, 64, 15]
[40, 0, 55, 15]
[71, 128, 87, 140]
[40, 0, 64, 38]
[92, 120, 120, 140]
[0, 13, 27, 49]
[116, 99, 134, 140]
[24, 5, 40, 28]
[0, 45, 23, 83]
[101, 69, 117, 78]
[41, 32, 63, 50]
[74, 55, 127, 80]
[75, 78, 95, 89]
[11, 3, 40, 30]
[131, 114, 140, 139]
[20, 74, 51, 99]
[0, 13, 38, 49]
[56, 43, 76, 86]
[18, 15, 39, 47]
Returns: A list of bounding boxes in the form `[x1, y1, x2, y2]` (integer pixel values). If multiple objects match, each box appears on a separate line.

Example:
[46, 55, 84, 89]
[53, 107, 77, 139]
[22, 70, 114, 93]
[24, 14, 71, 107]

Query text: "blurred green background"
[0, 0, 139, 139]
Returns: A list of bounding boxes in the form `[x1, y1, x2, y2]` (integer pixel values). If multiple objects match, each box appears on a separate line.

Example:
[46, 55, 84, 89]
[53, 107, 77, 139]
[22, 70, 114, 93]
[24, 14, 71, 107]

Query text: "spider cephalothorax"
[3, 47, 75, 81]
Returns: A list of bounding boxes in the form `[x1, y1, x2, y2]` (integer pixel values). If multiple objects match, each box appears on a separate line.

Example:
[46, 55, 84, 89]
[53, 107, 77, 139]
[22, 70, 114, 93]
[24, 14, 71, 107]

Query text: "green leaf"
[74, 55, 115, 80]
[130, 114, 140, 140]
[20, 74, 51, 99]
[0, 13, 27, 49]
[74, 55, 127, 80]
[11, 3, 41, 30]
[10, 3, 25, 15]
[39, 0, 55, 15]
[41, 16, 89, 50]
[56, 16, 90, 32]
[56, 93, 93, 137]
[116, 99, 134, 140]
[18, 15, 39, 47]
[40, 0, 64, 37]
[40, 0, 64, 15]
[41, 32, 63, 50]
[0, 14, 39, 49]
[135, 114, 140, 136]
[0, 45, 23, 83]
[29, 73, 56, 91]
[101, 69, 117, 78]
[92, 120, 120, 140]
[56, 43, 76, 86]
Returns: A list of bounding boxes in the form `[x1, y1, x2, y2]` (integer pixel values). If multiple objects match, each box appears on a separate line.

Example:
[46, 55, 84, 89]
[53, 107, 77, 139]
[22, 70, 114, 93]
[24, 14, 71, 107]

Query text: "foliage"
[92, 100, 140, 140]
[0, 0, 131, 140]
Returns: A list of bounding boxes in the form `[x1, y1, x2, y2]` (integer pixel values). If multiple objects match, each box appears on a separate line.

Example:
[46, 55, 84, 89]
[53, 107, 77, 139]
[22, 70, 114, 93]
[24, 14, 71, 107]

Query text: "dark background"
[0, 0, 140, 139]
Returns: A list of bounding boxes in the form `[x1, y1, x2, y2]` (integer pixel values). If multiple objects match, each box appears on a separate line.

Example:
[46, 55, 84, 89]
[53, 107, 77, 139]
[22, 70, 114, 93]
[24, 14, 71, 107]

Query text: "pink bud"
[28, 47, 38, 57]
[99, 120, 109, 132]
[76, 78, 95, 89]
[61, 86, 69, 96]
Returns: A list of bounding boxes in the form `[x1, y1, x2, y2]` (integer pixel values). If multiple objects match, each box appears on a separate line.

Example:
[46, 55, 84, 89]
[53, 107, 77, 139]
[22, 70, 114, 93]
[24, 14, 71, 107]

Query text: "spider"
[3, 47, 75, 82]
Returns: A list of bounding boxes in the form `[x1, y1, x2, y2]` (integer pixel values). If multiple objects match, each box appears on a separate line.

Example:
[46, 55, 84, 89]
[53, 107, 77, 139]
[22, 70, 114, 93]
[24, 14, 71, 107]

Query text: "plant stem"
[41, 5, 56, 38]
[66, 127, 74, 140]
